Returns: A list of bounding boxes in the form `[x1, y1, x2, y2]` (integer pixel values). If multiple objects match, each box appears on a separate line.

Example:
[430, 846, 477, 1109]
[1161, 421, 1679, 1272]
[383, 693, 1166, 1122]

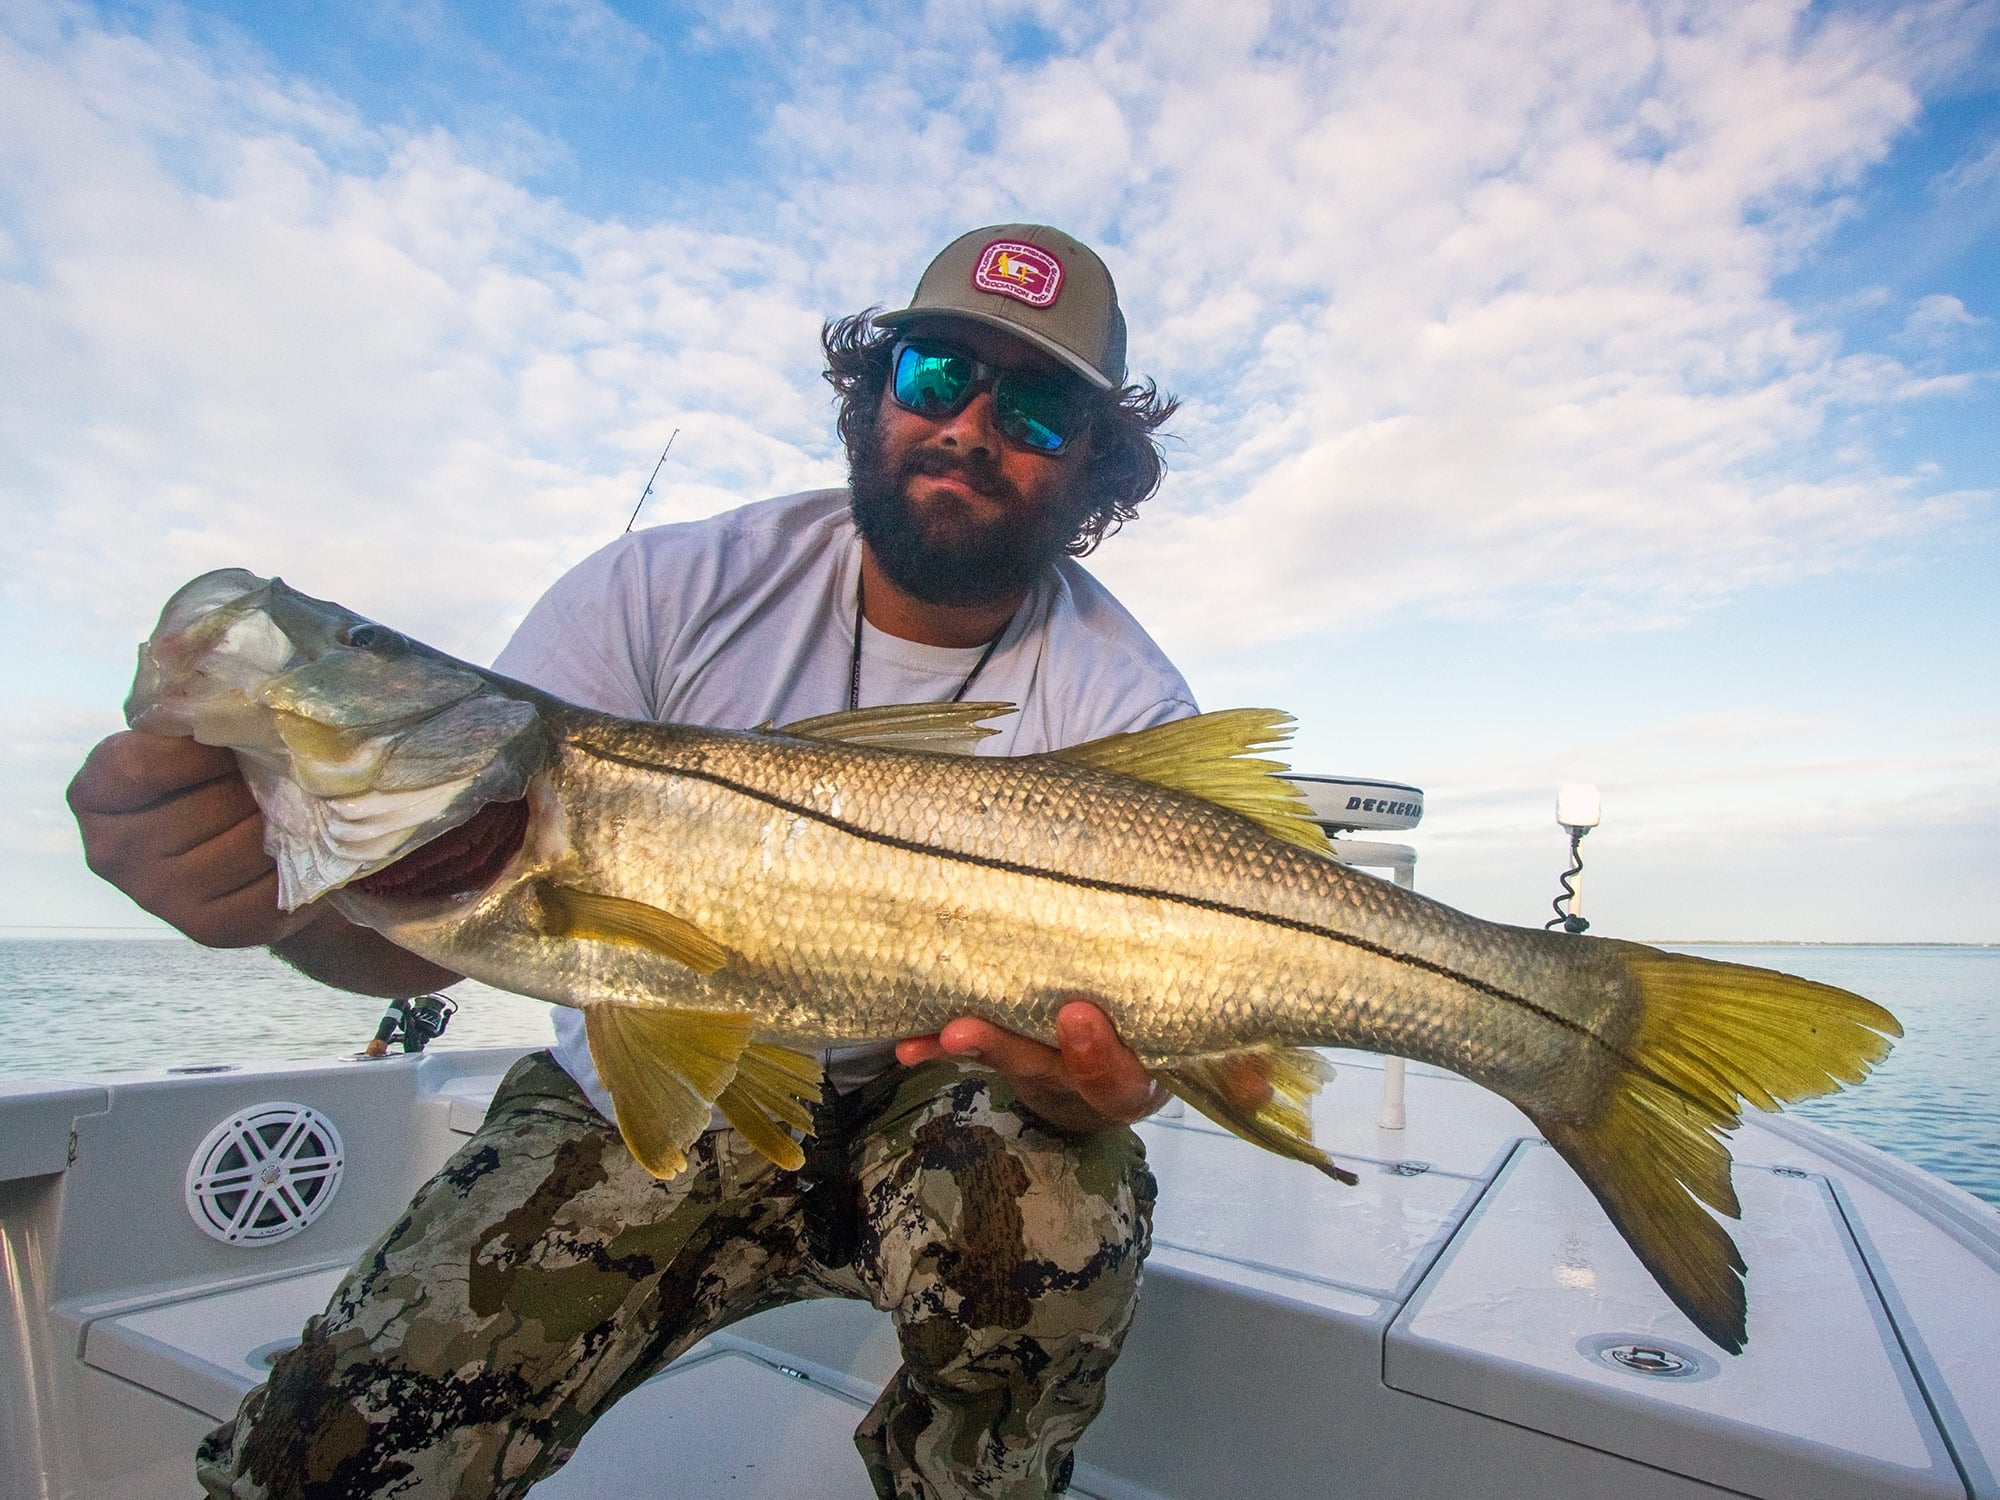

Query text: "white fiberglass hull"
[3, 1042, 1995, 1500]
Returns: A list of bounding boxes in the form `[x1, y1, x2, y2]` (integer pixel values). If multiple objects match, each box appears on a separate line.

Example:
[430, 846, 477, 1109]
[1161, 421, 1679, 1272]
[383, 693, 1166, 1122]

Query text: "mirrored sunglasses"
[889, 339, 1088, 454]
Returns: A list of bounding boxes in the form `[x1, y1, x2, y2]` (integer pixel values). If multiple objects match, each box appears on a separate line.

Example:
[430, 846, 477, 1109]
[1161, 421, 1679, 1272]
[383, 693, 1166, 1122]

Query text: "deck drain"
[1577, 1333, 1716, 1382]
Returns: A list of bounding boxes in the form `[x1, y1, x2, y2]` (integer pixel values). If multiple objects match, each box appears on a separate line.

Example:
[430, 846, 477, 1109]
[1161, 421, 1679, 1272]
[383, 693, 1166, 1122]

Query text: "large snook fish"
[125, 568, 1899, 1355]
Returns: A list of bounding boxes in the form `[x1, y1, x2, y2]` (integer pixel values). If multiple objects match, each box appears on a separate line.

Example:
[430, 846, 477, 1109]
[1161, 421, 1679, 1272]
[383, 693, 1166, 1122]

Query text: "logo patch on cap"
[972, 241, 1063, 308]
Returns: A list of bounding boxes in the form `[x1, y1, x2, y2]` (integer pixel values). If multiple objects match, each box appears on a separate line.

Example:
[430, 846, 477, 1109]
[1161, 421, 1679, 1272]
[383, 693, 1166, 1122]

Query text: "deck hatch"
[1386, 1141, 1966, 1500]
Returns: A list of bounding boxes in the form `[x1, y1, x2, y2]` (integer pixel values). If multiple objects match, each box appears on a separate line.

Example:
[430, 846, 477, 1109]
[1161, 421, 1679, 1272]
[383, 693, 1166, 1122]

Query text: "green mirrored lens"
[995, 382, 1073, 452]
[891, 341, 1081, 453]
[894, 345, 971, 414]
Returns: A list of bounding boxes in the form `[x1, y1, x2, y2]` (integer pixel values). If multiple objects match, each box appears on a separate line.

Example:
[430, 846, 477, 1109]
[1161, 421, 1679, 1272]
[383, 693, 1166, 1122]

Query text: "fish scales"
[425, 711, 1635, 1134]
[122, 568, 1902, 1353]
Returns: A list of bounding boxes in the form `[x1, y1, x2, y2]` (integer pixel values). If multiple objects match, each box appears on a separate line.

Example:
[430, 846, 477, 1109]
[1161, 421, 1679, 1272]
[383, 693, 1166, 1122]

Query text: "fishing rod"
[625, 430, 678, 533]
[436, 430, 683, 660]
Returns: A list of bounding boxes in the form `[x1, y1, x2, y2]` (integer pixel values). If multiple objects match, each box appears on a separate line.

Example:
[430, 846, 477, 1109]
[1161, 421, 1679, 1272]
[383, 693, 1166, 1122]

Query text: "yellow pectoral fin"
[1157, 1045, 1356, 1184]
[583, 1004, 755, 1178]
[714, 1044, 822, 1171]
[537, 884, 729, 973]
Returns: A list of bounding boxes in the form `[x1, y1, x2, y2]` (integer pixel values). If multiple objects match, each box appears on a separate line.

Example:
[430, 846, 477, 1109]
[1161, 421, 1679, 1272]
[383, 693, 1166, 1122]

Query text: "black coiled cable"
[1545, 829, 1590, 934]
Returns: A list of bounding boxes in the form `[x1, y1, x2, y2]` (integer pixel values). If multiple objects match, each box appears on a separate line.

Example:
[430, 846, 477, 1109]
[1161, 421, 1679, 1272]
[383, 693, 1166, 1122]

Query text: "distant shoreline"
[1649, 940, 1999, 949]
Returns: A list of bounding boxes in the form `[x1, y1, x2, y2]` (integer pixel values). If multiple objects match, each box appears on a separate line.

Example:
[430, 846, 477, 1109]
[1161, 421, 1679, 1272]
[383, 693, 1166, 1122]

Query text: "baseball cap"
[873, 224, 1128, 390]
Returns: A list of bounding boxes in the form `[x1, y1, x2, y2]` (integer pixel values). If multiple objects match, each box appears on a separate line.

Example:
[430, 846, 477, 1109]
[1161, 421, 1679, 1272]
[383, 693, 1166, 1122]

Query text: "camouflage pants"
[196, 1051, 1155, 1500]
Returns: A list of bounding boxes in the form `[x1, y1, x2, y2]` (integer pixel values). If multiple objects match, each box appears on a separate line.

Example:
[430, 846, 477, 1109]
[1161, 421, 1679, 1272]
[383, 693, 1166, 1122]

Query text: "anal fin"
[1157, 1045, 1356, 1185]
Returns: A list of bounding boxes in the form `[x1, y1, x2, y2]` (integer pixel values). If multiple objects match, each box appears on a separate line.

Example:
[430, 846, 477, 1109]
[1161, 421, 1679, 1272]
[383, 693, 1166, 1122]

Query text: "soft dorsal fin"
[1053, 709, 1330, 854]
[763, 701, 1017, 756]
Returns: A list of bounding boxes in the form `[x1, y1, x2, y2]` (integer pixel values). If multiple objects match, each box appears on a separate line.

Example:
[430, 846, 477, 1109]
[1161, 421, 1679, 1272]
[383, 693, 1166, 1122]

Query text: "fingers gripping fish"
[124, 569, 1901, 1355]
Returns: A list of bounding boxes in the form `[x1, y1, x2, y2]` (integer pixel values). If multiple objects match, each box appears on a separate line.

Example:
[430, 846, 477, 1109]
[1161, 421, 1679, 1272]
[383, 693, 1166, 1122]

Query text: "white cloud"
[1933, 129, 2000, 198]
[0, 12, 845, 670]
[1902, 291, 1986, 345]
[714, 0, 1994, 649]
[0, 0, 1993, 942]
[525, 0, 661, 74]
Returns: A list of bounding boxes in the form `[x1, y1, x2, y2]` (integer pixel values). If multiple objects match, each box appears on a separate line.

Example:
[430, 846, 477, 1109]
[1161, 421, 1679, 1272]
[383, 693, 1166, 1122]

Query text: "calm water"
[0, 939, 553, 1078]
[1, 939, 1994, 1209]
[1665, 943, 2000, 1210]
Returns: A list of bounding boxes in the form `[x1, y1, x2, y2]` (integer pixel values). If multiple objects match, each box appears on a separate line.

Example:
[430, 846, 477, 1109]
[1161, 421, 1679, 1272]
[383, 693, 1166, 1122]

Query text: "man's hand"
[67, 731, 459, 997]
[896, 999, 1165, 1135]
[68, 732, 321, 948]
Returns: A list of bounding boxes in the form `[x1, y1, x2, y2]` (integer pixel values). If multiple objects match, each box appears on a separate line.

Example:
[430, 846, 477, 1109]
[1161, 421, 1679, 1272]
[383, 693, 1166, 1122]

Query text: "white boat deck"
[5, 1044, 1997, 1499]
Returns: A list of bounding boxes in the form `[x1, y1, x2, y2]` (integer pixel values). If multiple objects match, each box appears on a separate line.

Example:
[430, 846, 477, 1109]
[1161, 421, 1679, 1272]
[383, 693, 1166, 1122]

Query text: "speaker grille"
[184, 1103, 345, 1246]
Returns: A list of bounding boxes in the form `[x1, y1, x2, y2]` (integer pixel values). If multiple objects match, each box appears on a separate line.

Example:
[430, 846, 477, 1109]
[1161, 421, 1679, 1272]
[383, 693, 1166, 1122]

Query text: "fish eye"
[340, 623, 402, 651]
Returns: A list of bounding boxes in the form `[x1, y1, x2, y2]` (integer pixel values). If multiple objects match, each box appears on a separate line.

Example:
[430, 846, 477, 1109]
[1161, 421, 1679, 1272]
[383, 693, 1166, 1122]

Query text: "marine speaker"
[184, 1102, 346, 1246]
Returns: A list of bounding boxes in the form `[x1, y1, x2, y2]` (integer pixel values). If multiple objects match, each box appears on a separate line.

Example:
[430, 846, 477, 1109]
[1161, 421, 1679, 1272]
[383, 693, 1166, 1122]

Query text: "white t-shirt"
[494, 488, 1197, 1118]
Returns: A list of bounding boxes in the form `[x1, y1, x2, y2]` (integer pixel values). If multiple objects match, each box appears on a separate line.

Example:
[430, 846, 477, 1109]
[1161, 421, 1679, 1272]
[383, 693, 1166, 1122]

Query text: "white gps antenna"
[1546, 783, 1601, 933]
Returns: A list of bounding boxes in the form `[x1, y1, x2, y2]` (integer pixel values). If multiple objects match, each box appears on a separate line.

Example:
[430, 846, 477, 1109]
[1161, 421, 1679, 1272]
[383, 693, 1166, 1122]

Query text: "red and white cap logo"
[972, 240, 1063, 308]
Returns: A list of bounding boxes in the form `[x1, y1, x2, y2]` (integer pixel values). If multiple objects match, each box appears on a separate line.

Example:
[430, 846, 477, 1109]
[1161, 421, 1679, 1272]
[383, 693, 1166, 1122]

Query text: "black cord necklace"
[849, 573, 1009, 712]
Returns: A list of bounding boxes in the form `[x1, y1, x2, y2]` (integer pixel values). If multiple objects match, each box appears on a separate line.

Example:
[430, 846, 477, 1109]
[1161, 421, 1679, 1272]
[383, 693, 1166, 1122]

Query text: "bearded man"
[71, 223, 1194, 1500]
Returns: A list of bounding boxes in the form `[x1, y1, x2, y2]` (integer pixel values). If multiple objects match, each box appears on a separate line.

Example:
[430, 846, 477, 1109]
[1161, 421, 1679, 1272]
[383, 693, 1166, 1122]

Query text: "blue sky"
[2, 0, 1995, 942]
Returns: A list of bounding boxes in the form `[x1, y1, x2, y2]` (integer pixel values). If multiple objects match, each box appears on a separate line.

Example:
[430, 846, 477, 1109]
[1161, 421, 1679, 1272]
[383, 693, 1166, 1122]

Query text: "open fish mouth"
[349, 797, 531, 903]
[125, 568, 556, 909]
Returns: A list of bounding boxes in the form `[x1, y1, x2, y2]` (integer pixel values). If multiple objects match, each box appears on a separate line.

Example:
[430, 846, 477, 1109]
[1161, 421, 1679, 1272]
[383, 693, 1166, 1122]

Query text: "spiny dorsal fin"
[583, 1005, 754, 1178]
[1053, 709, 1330, 854]
[535, 884, 729, 973]
[1155, 1045, 1356, 1184]
[763, 701, 1016, 756]
[714, 1044, 822, 1171]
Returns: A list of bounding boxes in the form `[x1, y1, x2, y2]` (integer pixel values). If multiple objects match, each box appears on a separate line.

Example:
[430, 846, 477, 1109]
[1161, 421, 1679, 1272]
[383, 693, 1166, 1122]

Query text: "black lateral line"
[565, 739, 1715, 1106]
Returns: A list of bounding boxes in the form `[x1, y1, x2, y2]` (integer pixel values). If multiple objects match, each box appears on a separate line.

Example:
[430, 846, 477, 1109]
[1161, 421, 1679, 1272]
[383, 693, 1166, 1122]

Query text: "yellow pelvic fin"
[536, 883, 729, 974]
[714, 1044, 822, 1172]
[765, 701, 1016, 756]
[1156, 1045, 1356, 1185]
[1052, 709, 1330, 855]
[582, 1005, 756, 1178]
[1530, 943, 1901, 1355]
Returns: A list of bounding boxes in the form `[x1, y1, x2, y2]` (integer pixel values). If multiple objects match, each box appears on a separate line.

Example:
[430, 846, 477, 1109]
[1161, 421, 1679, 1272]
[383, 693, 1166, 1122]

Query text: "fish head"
[127, 569, 554, 911]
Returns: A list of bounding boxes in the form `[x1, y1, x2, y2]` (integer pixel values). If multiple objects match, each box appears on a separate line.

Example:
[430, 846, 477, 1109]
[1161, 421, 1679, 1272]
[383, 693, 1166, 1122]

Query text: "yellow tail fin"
[1534, 943, 1900, 1353]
